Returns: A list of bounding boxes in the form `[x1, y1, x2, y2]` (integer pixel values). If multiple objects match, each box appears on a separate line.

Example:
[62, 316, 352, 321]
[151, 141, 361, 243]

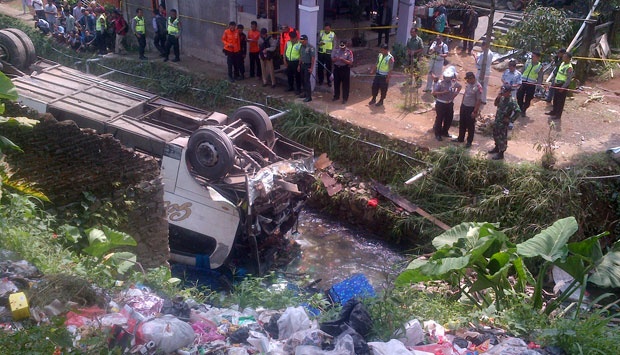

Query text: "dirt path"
[3, 1, 620, 165]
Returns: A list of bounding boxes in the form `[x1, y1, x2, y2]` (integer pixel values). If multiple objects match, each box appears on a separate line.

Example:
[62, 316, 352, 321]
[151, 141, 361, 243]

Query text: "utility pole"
[478, 0, 495, 86]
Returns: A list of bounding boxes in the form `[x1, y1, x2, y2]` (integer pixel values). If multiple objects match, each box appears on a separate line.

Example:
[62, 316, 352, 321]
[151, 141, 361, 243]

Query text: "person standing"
[517, 51, 543, 117]
[545, 52, 573, 120]
[279, 24, 298, 56]
[44, 0, 57, 30]
[489, 84, 520, 160]
[236, 24, 247, 79]
[72, 1, 83, 22]
[376, 1, 392, 46]
[94, 6, 107, 55]
[112, 10, 127, 55]
[368, 43, 394, 107]
[298, 35, 316, 103]
[454, 72, 482, 147]
[132, 8, 147, 60]
[258, 28, 277, 88]
[424, 36, 448, 92]
[152, 9, 167, 57]
[501, 60, 522, 99]
[474, 41, 494, 104]
[406, 27, 424, 68]
[460, 8, 478, 54]
[331, 40, 353, 104]
[432, 66, 462, 141]
[317, 23, 335, 87]
[33, 0, 44, 21]
[433, 6, 447, 34]
[163, 9, 181, 62]
[247, 21, 261, 78]
[222, 21, 240, 82]
[283, 31, 302, 95]
[544, 48, 566, 102]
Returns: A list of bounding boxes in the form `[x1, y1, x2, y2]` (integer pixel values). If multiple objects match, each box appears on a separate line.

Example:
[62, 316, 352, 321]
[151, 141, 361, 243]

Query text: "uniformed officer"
[517, 51, 543, 117]
[545, 52, 574, 120]
[489, 83, 521, 160]
[283, 31, 302, 95]
[163, 9, 181, 62]
[299, 34, 316, 103]
[132, 8, 146, 60]
[368, 43, 394, 107]
[317, 23, 335, 87]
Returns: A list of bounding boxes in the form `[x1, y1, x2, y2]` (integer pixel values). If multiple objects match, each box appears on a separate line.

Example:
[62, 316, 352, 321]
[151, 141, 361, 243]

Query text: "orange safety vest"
[280, 28, 298, 55]
[248, 29, 260, 53]
[222, 28, 240, 53]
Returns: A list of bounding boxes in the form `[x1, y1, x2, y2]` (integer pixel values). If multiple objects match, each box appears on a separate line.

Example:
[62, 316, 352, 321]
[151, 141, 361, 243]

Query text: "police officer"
[517, 52, 543, 117]
[94, 6, 107, 55]
[489, 84, 521, 160]
[283, 31, 302, 95]
[298, 35, 316, 103]
[331, 40, 354, 104]
[163, 9, 181, 62]
[132, 8, 146, 60]
[545, 52, 573, 120]
[317, 23, 335, 87]
[368, 43, 394, 107]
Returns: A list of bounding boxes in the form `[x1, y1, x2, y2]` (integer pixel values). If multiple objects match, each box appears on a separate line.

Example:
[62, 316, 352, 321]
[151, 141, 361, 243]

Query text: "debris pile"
[1, 252, 567, 354]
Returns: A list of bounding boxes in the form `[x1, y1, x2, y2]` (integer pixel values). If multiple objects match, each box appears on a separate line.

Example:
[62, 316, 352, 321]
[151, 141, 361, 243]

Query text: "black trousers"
[154, 32, 166, 55]
[301, 63, 312, 99]
[517, 82, 536, 114]
[249, 52, 261, 77]
[97, 31, 107, 54]
[552, 82, 567, 118]
[377, 28, 389, 46]
[164, 34, 180, 60]
[333, 65, 350, 100]
[458, 104, 475, 144]
[317, 52, 332, 84]
[136, 34, 146, 57]
[371, 74, 388, 101]
[434, 101, 454, 137]
[286, 60, 301, 92]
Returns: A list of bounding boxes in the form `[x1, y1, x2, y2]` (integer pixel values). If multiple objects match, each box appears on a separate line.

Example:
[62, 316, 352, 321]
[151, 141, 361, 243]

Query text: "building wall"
[0, 117, 170, 269]
[125, 0, 234, 65]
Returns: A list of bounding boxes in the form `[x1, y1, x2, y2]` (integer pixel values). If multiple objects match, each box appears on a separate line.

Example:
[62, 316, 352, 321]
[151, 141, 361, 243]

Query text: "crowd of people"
[223, 22, 356, 104]
[29, 1, 180, 61]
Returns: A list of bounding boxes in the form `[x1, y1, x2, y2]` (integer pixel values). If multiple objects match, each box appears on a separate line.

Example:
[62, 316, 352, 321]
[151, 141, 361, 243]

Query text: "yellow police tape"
[163, 11, 619, 64]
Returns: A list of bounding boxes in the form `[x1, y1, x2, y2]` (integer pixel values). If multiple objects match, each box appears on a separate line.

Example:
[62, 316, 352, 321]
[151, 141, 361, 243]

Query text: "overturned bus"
[2, 28, 316, 275]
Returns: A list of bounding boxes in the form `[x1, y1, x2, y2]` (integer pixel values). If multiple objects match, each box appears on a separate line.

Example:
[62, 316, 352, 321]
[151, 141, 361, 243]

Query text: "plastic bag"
[191, 320, 225, 344]
[294, 333, 355, 355]
[278, 306, 311, 340]
[398, 319, 424, 346]
[137, 315, 195, 353]
[369, 339, 412, 355]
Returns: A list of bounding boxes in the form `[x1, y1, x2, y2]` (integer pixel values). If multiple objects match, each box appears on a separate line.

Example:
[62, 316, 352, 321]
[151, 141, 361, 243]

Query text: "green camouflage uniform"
[493, 96, 520, 152]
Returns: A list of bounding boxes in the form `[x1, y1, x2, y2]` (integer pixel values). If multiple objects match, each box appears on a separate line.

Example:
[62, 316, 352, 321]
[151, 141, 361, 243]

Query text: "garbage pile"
[1, 253, 566, 355]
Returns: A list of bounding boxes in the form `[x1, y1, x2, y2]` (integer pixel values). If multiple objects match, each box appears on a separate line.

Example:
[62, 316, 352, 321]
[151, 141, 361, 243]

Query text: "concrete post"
[396, 0, 415, 46]
[299, 1, 319, 91]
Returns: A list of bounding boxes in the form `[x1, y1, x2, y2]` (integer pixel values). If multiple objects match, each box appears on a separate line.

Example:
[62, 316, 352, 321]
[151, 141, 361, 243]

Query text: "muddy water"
[285, 209, 407, 291]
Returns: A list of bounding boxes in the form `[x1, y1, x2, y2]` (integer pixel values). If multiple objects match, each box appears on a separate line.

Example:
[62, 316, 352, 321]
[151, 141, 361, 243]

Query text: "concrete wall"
[0, 117, 170, 269]
[125, 0, 234, 65]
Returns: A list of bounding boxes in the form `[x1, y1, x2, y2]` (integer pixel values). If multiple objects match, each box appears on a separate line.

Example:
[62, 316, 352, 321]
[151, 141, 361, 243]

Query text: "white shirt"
[476, 50, 494, 73]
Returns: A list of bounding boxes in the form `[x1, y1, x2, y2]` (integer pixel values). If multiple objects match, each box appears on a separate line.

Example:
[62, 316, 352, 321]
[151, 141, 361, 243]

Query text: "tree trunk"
[575, 18, 596, 83]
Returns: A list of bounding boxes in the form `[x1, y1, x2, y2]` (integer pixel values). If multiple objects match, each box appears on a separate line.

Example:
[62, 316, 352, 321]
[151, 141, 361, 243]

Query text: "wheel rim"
[196, 141, 220, 167]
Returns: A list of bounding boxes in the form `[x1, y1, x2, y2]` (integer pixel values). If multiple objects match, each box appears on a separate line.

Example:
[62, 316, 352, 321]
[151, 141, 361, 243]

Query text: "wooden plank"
[373, 182, 451, 231]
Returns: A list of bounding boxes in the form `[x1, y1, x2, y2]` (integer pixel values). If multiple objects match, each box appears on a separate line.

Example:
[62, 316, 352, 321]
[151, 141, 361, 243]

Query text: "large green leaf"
[517, 216, 578, 262]
[83, 228, 110, 257]
[567, 232, 606, 262]
[105, 252, 137, 275]
[101, 225, 137, 247]
[432, 222, 499, 250]
[395, 268, 435, 286]
[589, 250, 620, 288]
[419, 255, 472, 277]
[0, 71, 18, 101]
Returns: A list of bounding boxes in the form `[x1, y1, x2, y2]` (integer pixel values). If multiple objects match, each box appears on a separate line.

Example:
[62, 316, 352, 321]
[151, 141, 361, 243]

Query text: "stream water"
[285, 209, 407, 291]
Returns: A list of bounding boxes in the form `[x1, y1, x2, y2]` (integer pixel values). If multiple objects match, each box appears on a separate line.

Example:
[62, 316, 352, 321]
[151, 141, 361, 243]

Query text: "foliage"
[398, 216, 620, 317]
[391, 43, 408, 69]
[533, 121, 558, 169]
[0, 317, 73, 354]
[506, 5, 573, 56]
